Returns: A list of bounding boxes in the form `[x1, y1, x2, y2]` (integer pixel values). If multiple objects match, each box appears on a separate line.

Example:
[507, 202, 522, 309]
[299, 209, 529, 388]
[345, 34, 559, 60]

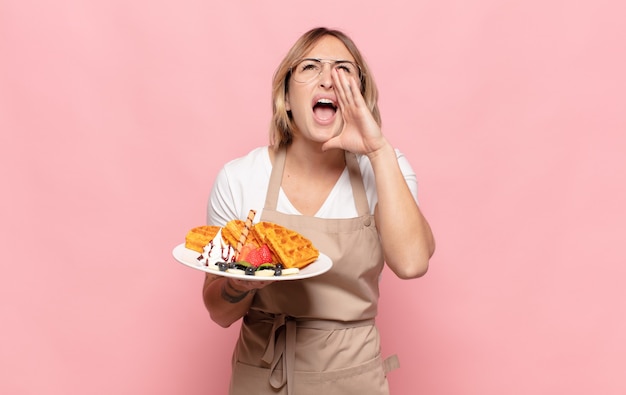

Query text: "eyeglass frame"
[289, 58, 364, 84]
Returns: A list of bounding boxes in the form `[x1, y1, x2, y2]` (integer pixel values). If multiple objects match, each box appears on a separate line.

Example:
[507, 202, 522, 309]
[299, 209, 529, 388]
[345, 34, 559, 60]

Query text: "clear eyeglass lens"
[292, 59, 359, 83]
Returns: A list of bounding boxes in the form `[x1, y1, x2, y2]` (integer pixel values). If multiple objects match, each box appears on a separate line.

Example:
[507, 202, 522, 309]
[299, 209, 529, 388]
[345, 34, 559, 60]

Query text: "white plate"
[172, 243, 333, 281]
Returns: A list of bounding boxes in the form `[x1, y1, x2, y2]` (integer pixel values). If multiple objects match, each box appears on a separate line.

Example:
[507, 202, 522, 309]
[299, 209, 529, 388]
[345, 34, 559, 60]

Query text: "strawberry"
[258, 244, 274, 264]
[238, 242, 256, 262]
[246, 244, 274, 267]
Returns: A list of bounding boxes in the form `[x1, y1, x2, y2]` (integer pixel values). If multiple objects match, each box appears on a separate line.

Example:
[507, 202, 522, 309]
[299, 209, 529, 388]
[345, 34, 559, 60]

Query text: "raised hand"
[322, 68, 388, 155]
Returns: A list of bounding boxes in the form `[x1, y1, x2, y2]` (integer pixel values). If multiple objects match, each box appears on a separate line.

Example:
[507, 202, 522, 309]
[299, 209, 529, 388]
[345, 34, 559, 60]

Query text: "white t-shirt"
[207, 146, 419, 226]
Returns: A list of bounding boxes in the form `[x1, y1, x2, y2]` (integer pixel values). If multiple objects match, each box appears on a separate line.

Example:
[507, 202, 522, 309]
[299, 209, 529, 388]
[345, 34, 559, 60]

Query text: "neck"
[285, 142, 346, 172]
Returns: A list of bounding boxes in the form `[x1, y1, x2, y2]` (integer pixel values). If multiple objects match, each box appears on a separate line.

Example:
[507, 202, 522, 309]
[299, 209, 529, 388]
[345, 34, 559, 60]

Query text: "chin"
[310, 131, 339, 145]
[314, 122, 342, 139]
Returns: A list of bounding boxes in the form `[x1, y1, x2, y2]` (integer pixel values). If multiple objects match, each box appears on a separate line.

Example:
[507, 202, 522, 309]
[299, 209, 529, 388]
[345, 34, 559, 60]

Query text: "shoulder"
[355, 148, 419, 204]
[214, 146, 272, 196]
[208, 146, 271, 225]
[221, 146, 270, 175]
[355, 148, 415, 177]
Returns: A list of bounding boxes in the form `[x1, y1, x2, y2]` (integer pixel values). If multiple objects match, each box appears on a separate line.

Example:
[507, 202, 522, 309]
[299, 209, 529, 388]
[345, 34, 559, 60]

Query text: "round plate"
[172, 244, 332, 281]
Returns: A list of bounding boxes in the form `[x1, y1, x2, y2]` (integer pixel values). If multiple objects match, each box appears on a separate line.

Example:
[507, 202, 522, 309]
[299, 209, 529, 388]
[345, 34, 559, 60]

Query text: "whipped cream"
[198, 228, 235, 267]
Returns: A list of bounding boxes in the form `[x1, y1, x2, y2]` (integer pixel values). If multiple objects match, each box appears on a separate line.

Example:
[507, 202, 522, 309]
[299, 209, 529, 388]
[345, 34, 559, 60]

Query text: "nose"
[318, 62, 334, 88]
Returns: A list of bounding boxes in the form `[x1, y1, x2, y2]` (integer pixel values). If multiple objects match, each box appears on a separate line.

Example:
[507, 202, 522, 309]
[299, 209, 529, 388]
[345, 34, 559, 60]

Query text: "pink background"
[2, 0, 625, 394]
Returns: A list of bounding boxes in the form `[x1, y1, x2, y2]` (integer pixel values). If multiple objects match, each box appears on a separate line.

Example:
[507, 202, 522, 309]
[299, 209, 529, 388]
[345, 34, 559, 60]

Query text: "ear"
[285, 93, 291, 111]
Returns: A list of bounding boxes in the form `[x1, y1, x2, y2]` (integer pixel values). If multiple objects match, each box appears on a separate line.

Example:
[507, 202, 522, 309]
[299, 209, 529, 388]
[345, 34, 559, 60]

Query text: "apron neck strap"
[345, 151, 370, 217]
[264, 147, 286, 211]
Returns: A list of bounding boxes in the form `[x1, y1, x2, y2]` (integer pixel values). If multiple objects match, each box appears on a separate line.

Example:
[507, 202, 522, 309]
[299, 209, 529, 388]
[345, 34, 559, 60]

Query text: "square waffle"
[252, 221, 319, 269]
[185, 225, 221, 253]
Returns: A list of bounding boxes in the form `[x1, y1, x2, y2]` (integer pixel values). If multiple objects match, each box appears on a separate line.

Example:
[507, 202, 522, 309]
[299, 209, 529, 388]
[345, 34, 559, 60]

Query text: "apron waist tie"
[255, 312, 375, 395]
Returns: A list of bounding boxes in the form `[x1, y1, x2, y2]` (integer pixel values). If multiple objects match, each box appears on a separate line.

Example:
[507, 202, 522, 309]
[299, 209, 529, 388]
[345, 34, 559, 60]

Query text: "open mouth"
[312, 98, 337, 121]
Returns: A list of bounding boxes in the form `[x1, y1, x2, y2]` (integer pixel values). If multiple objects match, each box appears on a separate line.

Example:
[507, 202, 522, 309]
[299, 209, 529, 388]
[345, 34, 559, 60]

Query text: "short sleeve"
[396, 149, 419, 204]
[206, 167, 238, 227]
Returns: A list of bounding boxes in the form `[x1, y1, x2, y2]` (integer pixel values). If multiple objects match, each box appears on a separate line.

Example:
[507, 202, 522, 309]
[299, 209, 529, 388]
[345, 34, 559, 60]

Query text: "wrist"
[366, 139, 393, 162]
[221, 279, 252, 303]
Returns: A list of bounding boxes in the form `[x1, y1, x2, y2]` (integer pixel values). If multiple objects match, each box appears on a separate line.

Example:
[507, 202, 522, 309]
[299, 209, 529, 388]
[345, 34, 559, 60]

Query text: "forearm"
[202, 275, 254, 328]
[368, 141, 435, 278]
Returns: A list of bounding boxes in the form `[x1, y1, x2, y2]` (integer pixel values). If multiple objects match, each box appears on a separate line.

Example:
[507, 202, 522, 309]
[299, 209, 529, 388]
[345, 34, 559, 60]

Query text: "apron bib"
[229, 148, 398, 395]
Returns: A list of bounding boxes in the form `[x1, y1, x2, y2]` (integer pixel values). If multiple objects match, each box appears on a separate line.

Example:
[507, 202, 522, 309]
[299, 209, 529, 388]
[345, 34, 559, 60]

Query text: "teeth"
[317, 98, 335, 105]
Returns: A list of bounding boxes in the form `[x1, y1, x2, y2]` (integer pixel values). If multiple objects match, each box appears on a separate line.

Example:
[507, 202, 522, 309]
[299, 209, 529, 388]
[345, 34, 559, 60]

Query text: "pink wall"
[2, 1, 625, 394]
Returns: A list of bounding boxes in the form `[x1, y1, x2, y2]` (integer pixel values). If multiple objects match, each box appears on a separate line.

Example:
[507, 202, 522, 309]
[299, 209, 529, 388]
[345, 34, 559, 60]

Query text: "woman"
[202, 27, 435, 395]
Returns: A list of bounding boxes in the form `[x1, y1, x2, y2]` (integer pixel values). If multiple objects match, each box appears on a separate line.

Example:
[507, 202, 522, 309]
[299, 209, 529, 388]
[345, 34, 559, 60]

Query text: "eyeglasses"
[290, 58, 362, 83]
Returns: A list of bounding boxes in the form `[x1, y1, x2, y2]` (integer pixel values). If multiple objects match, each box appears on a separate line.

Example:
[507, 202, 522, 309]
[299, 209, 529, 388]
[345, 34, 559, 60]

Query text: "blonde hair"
[269, 27, 381, 148]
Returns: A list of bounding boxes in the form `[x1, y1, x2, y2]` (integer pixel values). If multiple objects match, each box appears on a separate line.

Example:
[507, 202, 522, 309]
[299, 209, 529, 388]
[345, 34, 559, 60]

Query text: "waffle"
[221, 220, 263, 248]
[222, 217, 264, 250]
[252, 221, 319, 269]
[221, 219, 245, 248]
[185, 225, 221, 253]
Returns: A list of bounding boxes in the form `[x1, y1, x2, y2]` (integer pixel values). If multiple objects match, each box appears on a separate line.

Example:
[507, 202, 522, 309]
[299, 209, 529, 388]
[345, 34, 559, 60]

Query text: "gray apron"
[229, 148, 399, 395]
